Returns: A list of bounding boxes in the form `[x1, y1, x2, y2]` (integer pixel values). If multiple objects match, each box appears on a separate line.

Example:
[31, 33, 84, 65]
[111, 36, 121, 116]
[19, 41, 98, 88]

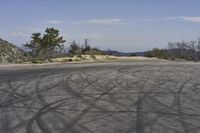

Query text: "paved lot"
[1, 61, 200, 133]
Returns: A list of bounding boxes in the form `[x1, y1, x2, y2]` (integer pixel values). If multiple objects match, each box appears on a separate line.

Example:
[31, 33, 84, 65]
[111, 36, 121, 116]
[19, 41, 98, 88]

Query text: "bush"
[68, 59, 73, 62]
[31, 58, 44, 64]
[145, 48, 171, 59]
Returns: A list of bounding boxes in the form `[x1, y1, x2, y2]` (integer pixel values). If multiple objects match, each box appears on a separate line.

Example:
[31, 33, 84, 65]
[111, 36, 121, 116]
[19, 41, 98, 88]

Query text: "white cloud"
[132, 18, 158, 22]
[11, 31, 26, 37]
[164, 16, 200, 23]
[88, 19, 124, 25]
[45, 20, 64, 24]
[73, 18, 125, 25]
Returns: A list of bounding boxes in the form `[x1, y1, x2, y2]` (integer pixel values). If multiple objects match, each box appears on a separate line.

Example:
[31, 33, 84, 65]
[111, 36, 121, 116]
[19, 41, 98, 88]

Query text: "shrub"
[68, 59, 73, 62]
[31, 58, 44, 64]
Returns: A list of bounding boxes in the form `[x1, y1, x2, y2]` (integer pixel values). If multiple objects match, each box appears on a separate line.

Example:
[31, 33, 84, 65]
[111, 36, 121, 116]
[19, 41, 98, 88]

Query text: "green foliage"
[31, 58, 44, 64]
[42, 28, 65, 49]
[24, 28, 66, 60]
[145, 38, 200, 61]
[145, 48, 171, 59]
[23, 27, 106, 63]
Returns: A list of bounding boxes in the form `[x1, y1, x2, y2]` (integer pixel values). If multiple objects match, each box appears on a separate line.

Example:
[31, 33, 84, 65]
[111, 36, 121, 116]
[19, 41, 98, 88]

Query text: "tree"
[24, 33, 42, 57]
[68, 40, 81, 55]
[42, 28, 66, 58]
[24, 28, 66, 59]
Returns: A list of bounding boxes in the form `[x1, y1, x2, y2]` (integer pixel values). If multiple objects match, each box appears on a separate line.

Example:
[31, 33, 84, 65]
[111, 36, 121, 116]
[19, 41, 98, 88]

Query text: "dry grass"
[51, 55, 160, 63]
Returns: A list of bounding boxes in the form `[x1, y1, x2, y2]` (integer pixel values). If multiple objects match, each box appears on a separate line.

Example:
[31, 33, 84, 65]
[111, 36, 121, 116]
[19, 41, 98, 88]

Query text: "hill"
[102, 50, 146, 57]
[0, 39, 27, 63]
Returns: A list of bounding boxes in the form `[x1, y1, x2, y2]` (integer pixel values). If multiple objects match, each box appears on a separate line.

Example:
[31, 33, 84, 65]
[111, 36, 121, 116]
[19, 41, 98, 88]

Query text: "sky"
[1, 0, 200, 52]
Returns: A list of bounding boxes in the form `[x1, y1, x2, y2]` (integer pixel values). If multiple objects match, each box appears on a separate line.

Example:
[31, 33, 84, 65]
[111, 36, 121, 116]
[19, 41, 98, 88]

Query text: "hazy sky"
[1, 0, 200, 52]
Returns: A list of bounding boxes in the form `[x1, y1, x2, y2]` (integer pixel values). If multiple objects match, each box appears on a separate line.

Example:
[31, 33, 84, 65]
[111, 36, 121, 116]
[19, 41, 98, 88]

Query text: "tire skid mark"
[60, 77, 125, 133]
[2, 63, 200, 132]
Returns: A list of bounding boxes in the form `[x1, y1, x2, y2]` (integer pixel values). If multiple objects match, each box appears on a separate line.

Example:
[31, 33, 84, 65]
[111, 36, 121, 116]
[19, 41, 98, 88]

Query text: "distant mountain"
[133, 51, 147, 56]
[0, 39, 27, 63]
[102, 50, 147, 57]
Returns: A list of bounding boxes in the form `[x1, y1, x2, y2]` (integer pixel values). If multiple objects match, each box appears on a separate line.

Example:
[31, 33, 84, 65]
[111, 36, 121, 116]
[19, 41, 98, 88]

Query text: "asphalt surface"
[1, 61, 200, 133]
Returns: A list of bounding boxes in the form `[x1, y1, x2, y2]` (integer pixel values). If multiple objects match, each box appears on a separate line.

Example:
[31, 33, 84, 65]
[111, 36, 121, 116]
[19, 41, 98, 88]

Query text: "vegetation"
[3, 26, 200, 64]
[145, 38, 200, 61]
[24, 28, 66, 61]
[68, 40, 82, 56]
[145, 48, 171, 59]
[68, 39, 103, 56]
[22, 27, 104, 63]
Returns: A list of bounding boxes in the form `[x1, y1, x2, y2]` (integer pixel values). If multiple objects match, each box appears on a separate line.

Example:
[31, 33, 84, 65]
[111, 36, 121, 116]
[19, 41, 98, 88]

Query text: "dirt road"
[1, 61, 200, 133]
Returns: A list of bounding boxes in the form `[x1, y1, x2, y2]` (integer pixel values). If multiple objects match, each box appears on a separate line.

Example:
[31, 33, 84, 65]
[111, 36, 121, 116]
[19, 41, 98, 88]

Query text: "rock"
[0, 39, 27, 64]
